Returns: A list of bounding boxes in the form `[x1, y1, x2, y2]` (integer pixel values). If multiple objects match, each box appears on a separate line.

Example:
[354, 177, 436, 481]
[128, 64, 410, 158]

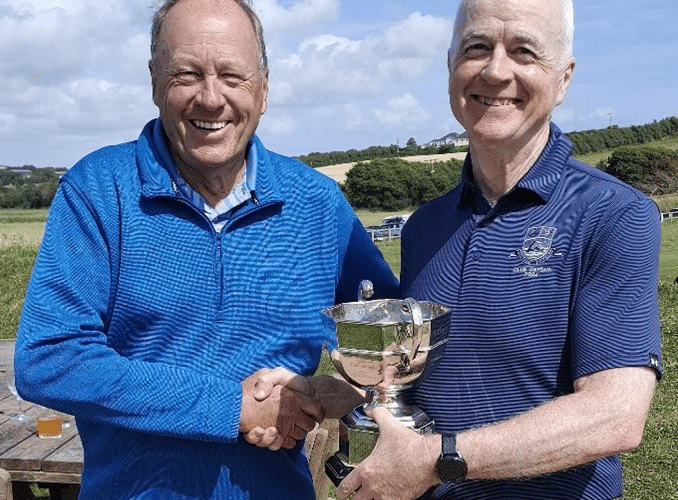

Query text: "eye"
[513, 47, 538, 62]
[221, 73, 244, 86]
[174, 71, 200, 84]
[462, 42, 492, 59]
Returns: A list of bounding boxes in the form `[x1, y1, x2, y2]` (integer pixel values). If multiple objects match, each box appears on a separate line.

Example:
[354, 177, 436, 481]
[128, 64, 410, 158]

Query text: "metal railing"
[366, 227, 401, 242]
[660, 210, 678, 223]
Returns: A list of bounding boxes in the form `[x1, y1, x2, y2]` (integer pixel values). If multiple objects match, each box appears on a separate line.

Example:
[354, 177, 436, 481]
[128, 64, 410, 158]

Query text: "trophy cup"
[321, 281, 451, 486]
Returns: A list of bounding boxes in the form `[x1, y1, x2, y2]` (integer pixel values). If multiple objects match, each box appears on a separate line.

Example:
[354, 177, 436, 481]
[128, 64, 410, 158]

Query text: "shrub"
[343, 158, 462, 210]
[602, 146, 678, 196]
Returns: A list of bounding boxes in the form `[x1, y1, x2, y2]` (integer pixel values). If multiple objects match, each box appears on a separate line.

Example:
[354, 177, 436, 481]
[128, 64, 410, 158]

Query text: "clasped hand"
[240, 367, 370, 451]
[239, 367, 323, 450]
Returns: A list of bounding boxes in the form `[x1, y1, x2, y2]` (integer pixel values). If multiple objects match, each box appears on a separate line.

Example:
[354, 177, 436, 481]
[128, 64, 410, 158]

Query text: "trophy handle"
[400, 298, 423, 360]
[358, 280, 374, 302]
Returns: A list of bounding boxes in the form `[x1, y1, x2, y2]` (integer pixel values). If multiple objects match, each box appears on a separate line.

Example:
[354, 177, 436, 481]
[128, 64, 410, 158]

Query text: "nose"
[480, 46, 513, 85]
[196, 76, 226, 110]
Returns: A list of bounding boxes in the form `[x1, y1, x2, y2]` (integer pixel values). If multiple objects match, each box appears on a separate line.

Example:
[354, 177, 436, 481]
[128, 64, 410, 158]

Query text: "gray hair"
[450, 0, 574, 69]
[149, 0, 268, 73]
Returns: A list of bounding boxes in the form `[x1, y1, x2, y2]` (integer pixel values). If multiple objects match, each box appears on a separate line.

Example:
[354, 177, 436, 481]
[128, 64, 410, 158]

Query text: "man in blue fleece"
[14, 0, 398, 498]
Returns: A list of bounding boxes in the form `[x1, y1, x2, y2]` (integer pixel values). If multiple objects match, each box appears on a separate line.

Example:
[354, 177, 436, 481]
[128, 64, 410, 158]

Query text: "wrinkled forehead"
[160, 0, 260, 61]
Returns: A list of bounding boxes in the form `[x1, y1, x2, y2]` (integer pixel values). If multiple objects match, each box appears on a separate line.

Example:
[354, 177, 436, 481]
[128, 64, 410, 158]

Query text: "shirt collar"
[457, 123, 572, 212]
[152, 120, 259, 228]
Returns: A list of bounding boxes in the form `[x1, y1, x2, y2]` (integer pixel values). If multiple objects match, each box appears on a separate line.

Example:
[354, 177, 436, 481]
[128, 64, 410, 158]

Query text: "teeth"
[476, 96, 518, 106]
[192, 120, 226, 130]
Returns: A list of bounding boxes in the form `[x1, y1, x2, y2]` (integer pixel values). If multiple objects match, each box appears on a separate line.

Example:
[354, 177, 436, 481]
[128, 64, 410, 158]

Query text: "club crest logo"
[509, 226, 563, 277]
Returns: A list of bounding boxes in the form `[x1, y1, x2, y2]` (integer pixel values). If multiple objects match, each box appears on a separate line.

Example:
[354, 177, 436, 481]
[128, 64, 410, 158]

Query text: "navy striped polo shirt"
[401, 124, 662, 500]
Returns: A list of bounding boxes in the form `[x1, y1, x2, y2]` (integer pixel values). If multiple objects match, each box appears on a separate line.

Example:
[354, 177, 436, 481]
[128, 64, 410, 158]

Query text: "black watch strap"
[436, 433, 468, 483]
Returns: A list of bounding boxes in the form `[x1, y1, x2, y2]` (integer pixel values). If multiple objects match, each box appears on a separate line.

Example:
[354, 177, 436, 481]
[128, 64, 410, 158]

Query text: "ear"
[555, 58, 575, 106]
[260, 71, 269, 115]
[149, 60, 160, 107]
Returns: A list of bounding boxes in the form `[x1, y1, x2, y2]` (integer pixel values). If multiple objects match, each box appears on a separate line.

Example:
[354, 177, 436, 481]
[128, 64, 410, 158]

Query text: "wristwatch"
[436, 433, 468, 483]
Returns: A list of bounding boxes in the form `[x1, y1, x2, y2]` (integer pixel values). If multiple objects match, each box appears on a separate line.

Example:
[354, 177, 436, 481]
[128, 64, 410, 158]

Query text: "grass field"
[1, 209, 678, 498]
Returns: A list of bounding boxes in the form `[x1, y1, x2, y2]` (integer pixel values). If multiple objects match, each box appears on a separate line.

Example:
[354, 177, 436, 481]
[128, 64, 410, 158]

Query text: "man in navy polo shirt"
[334, 0, 662, 499]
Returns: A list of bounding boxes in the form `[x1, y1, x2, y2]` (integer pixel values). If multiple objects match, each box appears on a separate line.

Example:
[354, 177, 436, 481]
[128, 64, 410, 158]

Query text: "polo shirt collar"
[458, 123, 573, 212]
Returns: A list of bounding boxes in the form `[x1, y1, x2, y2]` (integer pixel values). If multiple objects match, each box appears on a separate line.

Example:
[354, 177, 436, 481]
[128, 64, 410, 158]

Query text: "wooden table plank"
[1, 425, 79, 471]
[0, 348, 84, 487]
[0, 340, 14, 368]
[42, 436, 84, 475]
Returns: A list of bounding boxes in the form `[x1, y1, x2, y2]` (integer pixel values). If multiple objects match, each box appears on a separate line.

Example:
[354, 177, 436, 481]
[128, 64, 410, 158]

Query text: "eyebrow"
[460, 29, 547, 54]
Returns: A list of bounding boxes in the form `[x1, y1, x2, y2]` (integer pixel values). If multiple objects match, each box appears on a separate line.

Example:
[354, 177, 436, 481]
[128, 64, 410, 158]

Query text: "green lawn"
[2, 208, 678, 498]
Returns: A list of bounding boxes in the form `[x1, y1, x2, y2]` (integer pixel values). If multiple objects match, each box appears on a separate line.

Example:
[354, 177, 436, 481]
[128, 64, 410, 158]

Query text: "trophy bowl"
[321, 282, 451, 485]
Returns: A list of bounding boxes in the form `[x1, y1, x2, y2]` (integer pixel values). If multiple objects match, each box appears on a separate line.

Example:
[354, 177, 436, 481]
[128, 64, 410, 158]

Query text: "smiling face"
[449, 0, 574, 151]
[150, 0, 268, 175]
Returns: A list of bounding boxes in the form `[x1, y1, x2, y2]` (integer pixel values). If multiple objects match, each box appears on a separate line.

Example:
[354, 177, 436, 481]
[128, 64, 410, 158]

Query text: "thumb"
[364, 404, 398, 430]
[253, 367, 298, 400]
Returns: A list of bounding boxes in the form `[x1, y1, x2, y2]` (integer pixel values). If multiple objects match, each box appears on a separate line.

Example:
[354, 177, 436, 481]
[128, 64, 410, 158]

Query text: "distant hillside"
[298, 116, 678, 170]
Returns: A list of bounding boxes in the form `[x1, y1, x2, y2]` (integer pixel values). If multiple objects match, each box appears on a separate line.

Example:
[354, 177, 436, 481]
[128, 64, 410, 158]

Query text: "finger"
[243, 427, 265, 445]
[264, 428, 285, 451]
[275, 389, 321, 437]
[252, 367, 278, 401]
[281, 436, 298, 449]
[289, 424, 312, 441]
[258, 427, 282, 448]
[336, 468, 362, 500]
[364, 404, 396, 428]
[253, 367, 314, 400]
[294, 403, 321, 432]
[268, 434, 284, 451]
[297, 391, 324, 424]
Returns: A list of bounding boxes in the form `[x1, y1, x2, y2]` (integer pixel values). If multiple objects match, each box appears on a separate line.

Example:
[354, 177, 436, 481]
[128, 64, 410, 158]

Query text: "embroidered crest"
[509, 226, 563, 277]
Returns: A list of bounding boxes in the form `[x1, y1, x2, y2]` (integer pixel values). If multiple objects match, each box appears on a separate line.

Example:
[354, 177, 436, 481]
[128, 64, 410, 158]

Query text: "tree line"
[2, 116, 676, 211]
[297, 137, 466, 168]
[567, 116, 678, 155]
[340, 116, 678, 211]
[0, 166, 63, 209]
[297, 116, 678, 168]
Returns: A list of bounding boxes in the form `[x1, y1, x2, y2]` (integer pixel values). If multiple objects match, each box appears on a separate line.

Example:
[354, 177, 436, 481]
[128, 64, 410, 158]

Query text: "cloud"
[259, 112, 297, 137]
[0, 0, 156, 166]
[268, 11, 452, 107]
[374, 93, 431, 129]
[254, 0, 340, 34]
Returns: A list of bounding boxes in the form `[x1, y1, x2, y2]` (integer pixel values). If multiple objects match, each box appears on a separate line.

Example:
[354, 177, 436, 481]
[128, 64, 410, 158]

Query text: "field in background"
[0, 209, 48, 247]
[1, 211, 678, 498]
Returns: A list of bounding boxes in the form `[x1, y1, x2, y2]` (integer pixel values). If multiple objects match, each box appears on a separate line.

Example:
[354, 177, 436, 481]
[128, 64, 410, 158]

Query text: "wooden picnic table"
[0, 340, 82, 500]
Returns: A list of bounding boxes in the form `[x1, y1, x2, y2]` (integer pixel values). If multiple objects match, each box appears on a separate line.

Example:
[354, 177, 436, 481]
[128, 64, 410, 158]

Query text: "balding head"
[450, 0, 574, 70]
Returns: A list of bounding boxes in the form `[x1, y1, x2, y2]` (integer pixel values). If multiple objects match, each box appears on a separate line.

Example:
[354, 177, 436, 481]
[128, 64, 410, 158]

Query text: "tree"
[343, 158, 462, 210]
[602, 146, 678, 195]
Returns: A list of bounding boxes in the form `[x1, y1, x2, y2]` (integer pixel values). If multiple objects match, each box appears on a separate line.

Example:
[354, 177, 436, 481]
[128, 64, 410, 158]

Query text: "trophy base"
[324, 404, 435, 487]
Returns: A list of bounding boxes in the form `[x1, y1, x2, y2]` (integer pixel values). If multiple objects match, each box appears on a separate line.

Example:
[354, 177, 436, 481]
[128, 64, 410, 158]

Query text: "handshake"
[239, 367, 368, 450]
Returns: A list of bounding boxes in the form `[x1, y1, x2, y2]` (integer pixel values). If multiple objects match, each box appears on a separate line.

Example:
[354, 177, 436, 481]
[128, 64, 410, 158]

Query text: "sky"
[1, 0, 677, 169]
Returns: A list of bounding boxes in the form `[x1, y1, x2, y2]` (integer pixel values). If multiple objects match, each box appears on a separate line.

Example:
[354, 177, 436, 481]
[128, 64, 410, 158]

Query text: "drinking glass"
[4, 343, 35, 423]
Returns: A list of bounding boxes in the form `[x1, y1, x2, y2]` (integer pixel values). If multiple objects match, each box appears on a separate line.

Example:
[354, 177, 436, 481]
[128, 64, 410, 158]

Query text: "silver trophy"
[321, 281, 451, 486]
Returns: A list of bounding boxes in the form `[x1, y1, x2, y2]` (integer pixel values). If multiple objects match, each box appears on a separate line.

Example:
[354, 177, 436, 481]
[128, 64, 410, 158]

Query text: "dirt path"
[314, 152, 467, 184]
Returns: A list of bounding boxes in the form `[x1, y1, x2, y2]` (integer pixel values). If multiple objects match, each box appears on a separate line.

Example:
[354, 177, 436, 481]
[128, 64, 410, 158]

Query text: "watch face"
[437, 454, 468, 483]
[438, 434, 467, 482]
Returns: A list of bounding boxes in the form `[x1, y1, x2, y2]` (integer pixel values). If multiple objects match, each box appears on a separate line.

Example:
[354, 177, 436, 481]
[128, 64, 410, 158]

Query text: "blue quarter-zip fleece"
[15, 119, 399, 499]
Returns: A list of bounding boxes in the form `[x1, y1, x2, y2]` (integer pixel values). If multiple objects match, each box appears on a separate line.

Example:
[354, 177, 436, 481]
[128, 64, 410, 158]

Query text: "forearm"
[15, 333, 243, 442]
[458, 367, 657, 480]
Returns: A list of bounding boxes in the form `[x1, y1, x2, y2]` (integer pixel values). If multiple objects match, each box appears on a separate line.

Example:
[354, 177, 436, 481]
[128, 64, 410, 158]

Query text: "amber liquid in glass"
[37, 415, 63, 438]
